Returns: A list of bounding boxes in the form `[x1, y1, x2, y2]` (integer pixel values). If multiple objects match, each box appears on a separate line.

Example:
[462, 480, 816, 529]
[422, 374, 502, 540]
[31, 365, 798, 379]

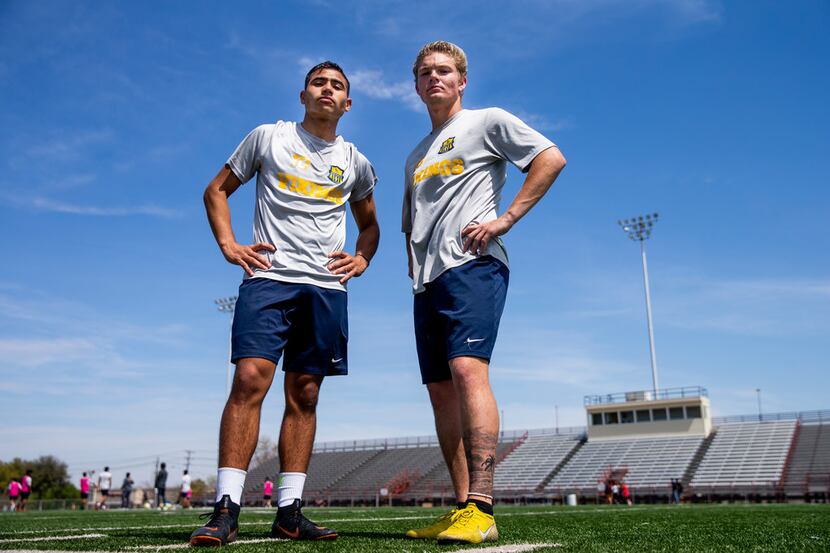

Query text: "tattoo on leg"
[482, 455, 495, 472]
[463, 429, 498, 497]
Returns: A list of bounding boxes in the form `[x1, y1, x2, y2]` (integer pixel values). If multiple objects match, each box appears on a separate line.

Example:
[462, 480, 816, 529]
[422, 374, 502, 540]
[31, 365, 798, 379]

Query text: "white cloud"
[349, 69, 423, 112]
[19, 129, 112, 164]
[657, 276, 830, 336]
[0, 337, 100, 369]
[11, 196, 182, 219]
[513, 110, 573, 132]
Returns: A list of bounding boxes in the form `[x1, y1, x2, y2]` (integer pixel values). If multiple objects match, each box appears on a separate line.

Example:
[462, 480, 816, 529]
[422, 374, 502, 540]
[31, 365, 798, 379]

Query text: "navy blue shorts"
[231, 278, 348, 376]
[414, 256, 509, 384]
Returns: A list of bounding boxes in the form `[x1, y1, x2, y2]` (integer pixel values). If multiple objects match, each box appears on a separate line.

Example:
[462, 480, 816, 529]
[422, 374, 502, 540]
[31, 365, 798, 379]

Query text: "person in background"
[121, 472, 134, 509]
[97, 466, 112, 510]
[7, 478, 20, 512]
[263, 476, 273, 508]
[80, 472, 90, 510]
[155, 462, 168, 508]
[622, 480, 632, 506]
[180, 470, 192, 509]
[20, 470, 32, 512]
[596, 480, 606, 505]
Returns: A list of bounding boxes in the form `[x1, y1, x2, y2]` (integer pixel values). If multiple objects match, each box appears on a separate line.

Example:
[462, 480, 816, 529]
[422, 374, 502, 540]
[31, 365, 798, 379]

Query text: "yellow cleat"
[436, 502, 498, 545]
[405, 508, 458, 539]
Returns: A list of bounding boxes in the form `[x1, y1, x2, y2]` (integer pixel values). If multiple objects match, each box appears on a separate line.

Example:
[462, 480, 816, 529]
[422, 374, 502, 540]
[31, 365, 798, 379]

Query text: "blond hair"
[412, 41, 468, 79]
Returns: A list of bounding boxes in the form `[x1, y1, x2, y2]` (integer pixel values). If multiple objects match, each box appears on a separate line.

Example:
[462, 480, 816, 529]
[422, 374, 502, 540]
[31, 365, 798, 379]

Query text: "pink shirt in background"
[80, 477, 90, 494]
[263, 481, 273, 495]
[8, 481, 21, 497]
[22, 475, 31, 493]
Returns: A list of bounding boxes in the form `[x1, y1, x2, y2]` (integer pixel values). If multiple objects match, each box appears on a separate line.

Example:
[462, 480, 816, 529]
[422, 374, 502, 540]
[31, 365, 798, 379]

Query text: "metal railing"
[712, 409, 830, 425]
[585, 386, 708, 406]
[312, 426, 586, 453]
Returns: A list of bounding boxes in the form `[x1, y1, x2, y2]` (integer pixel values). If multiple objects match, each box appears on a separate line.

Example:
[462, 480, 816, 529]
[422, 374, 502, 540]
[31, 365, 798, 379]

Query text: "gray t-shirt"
[402, 108, 555, 293]
[228, 121, 377, 291]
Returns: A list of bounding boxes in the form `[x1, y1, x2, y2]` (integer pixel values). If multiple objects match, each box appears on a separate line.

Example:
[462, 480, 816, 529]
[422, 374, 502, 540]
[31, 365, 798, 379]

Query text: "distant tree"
[251, 436, 279, 470]
[0, 455, 76, 499]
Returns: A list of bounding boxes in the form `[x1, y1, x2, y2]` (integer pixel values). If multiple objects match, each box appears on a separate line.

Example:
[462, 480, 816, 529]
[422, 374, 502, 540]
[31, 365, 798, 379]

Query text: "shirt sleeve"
[349, 150, 377, 203]
[226, 124, 272, 184]
[483, 108, 556, 173]
[401, 164, 413, 234]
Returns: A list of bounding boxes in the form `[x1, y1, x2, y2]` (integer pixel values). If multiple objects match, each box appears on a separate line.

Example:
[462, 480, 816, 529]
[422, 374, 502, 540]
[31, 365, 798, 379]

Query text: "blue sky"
[1, 0, 828, 487]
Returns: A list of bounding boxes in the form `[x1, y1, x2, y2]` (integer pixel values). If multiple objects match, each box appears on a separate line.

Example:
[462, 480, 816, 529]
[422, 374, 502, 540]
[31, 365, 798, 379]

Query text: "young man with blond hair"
[190, 60, 379, 546]
[402, 41, 566, 544]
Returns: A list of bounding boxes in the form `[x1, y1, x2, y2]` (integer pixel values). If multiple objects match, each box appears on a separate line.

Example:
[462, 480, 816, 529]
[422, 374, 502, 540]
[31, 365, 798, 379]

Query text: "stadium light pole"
[756, 388, 762, 421]
[215, 296, 238, 398]
[618, 213, 660, 397]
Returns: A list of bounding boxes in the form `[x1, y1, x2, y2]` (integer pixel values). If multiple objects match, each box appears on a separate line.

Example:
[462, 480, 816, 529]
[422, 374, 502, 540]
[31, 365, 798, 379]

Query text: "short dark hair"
[104, 466, 109, 471]
[304, 61, 350, 94]
[184, 470, 188, 475]
[160, 462, 166, 469]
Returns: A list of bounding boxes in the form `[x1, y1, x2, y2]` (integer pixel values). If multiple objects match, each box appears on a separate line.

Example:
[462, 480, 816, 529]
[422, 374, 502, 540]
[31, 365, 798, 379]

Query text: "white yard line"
[0, 550, 103, 553]
[127, 537, 287, 550]
[0, 506, 652, 538]
[0, 533, 107, 543]
[3, 524, 200, 535]
[475, 544, 563, 552]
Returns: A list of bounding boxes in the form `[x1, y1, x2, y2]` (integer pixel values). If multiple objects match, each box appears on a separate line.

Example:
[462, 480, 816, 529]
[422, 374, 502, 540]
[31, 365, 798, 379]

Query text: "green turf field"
[0, 504, 828, 552]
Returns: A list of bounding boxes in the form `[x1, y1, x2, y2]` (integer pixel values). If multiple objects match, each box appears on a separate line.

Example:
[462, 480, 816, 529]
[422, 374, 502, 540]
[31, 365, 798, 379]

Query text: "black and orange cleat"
[189, 495, 240, 547]
[270, 499, 337, 540]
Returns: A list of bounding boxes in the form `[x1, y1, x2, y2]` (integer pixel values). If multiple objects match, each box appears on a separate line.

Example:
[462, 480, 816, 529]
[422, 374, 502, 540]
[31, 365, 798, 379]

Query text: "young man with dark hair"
[19, 470, 32, 512]
[180, 470, 192, 509]
[80, 472, 90, 510]
[190, 60, 378, 546]
[121, 472, 134, 509]
[402, 41, 566, 544]
[155, 462, 168, 508]
[7, 478, 20, 512]
[97, 466, 112, 510]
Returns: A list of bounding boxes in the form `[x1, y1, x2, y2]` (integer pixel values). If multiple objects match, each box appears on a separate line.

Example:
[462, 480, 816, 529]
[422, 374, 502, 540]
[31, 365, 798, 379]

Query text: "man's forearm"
[204, 187, 237, 250]
[354, 222, 380, 262]
[503, 146, 567, 226]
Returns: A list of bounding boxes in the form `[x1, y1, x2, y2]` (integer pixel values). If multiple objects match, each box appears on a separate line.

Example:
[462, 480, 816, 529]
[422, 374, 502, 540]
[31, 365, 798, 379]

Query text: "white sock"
[216, 467, 247, 504]
[277, 472, 306, 507]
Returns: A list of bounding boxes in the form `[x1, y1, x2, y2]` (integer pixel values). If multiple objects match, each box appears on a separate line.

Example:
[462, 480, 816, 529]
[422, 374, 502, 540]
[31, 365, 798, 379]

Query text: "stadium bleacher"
[546, 435, 703, 495]
[689, 420, 796, 493]
[244, 449, 381, 499]
[242, 410, 829, 504]
[493, 432, 583, 493]
[782, 422, 830, 496]
[332, 446, 444, 496]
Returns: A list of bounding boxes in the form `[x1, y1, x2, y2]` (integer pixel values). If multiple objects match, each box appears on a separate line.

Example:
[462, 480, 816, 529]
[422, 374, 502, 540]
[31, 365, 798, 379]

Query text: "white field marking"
[0, 550, 102, 553]
[0, 506, 655, 538]
[475, 544, 562, 552]
[127, 537, 288, 550]
[3, 524, 202, 535]
[0, 533, 107, 543]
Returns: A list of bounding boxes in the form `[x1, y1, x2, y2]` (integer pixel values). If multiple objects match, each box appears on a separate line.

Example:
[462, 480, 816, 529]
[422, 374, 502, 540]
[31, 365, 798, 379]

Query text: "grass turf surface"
[0, 504, 828, 552]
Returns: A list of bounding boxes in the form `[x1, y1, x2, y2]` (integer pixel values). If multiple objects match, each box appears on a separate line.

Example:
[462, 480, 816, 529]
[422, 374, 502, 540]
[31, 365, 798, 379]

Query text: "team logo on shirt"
[291, 153, 311, 170]
[412, 158, 465, 185]
[276, 172, 345, 205]
[438, 137, 455, 154]
[328, 165, 345, 184]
